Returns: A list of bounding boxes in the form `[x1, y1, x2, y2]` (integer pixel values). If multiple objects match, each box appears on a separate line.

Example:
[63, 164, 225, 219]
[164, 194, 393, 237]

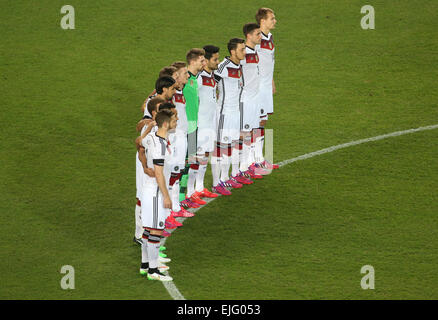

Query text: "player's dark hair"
[243, 23, 260, 37]
[155, 109, 173, 128]
[256, 7, 274, 24]
[147, 96, 165, 116]
[186, 48, 205, 64]
[203, 45, 220, 60]
[155, 76, 175, 94]
[158, 102, 176, 111]
[158, 66, 177, 78]
[227, 38, 245, 54]
[171, 61, 186, 71]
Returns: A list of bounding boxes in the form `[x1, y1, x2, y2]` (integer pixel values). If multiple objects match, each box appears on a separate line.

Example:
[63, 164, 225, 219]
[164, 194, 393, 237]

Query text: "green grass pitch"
[0, 0, 437, 299]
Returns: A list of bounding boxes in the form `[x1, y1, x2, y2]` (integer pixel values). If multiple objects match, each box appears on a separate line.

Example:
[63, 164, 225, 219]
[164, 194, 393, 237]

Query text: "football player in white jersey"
[134, 97, 164, 245]
[212, 38, 247, 195]
[240, 22, 270, 180]
[186, 45, 221, 200]
[167, 61, 195, 219]
[140, 109, 177, 282]
[255, 7, 279, 170]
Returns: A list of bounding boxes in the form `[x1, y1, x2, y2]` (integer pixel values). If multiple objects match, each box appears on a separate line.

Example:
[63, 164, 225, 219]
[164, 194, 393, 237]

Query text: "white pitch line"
[161, 123, 438, 300]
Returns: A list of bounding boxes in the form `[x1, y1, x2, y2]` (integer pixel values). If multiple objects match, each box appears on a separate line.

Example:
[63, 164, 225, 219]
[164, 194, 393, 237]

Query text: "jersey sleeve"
[151, 137, 166, 166]
[141, 133, 150, 150]
[214, 64, 228, 83]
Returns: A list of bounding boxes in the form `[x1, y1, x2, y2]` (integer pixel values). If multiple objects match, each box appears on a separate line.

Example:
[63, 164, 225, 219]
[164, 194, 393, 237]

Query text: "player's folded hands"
[144, 168, 155, 177]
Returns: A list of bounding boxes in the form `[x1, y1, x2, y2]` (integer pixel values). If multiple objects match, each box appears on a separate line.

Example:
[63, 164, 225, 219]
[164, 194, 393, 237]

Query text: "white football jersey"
[214, 57, 243, 114]
[256, 32, 275, 86]
[172, 90, 188, 134]
[142, 132, 171, 190]
[197, 69, 218, 128]
[241, 45, 260, 100]
[140, 123, 157, 136]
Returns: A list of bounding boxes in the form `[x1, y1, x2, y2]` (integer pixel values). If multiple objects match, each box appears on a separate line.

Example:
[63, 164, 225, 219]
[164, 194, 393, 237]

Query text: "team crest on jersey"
[261, 38, 275, 50]
[227, 67, 242, 78]
[202, 75, 216, 87]
[174, 93, 185, 104]
[246, 53, 259, 64]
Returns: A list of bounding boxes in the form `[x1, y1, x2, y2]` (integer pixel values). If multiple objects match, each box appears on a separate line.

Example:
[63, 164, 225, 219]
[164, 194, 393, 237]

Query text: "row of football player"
[134, 8, 278, 281]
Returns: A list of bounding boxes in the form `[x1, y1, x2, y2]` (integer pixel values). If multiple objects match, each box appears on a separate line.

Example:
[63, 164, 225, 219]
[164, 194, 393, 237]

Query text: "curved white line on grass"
[161, 123, 438, 300]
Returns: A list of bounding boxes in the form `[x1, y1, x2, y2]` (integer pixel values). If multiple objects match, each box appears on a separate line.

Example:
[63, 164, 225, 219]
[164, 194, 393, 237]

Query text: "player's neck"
[187, 65, 198, 76]
[157, 93, 167, 100]
[204, 66, 212, 74]
[229, 56, 240, 65]
[260, 26, 271, 36]
[156, 128, 168, 139]
[245, 41, 256, 50]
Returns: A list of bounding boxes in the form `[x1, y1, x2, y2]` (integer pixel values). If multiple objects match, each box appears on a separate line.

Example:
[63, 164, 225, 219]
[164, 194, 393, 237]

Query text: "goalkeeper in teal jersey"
[179, 48, 206, 206]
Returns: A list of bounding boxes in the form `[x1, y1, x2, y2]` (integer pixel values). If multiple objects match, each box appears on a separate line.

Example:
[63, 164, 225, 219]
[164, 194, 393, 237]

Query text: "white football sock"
[141, 237, 148, 263]
[186, 166, 198, 198]
[170, 178, 181, 212]
[147, 237, 161, 269]
[240, 135, 251, 172]
[255, 134, 265, 163]
[231, 145, 240, 177]
[220, 154, 231, 182]
[211, 155, 221, 187]
[195, 161, 208, 192]
[135, 204, 143, 239]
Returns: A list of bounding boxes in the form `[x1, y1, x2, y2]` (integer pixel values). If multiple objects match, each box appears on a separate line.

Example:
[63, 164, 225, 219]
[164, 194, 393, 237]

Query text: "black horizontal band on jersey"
[142, 115, 152, 120]
[153, 159, 164, 166]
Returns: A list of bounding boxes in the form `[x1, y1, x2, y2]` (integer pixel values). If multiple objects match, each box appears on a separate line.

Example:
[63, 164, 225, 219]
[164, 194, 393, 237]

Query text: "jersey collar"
[225, 56, 240, 67]
[155, 132, 167, 141]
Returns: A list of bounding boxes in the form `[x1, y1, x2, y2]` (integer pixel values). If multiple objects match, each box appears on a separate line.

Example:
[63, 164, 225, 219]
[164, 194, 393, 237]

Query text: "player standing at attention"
[255, 7, 279, 170]
[166, 61, 195, 219]
[239, 23, 269, 180]
[188, 45, 221, 200]
[140, 109, 177, 282]
[136, 101, 185, 231]
[134, 97, 165, 245]
[212, 38, 247, 194]
[180, 48, 206, 208]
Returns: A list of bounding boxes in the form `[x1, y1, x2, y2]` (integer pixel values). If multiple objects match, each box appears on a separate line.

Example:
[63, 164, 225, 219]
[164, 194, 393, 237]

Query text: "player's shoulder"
[144, 131, 154, 143]
[216, 58, 232, 74]
[269, 32, 274, 42]
[198, 69, 210, 77]
[183, 75, 197, 91]
[197, 70, 207, 81]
